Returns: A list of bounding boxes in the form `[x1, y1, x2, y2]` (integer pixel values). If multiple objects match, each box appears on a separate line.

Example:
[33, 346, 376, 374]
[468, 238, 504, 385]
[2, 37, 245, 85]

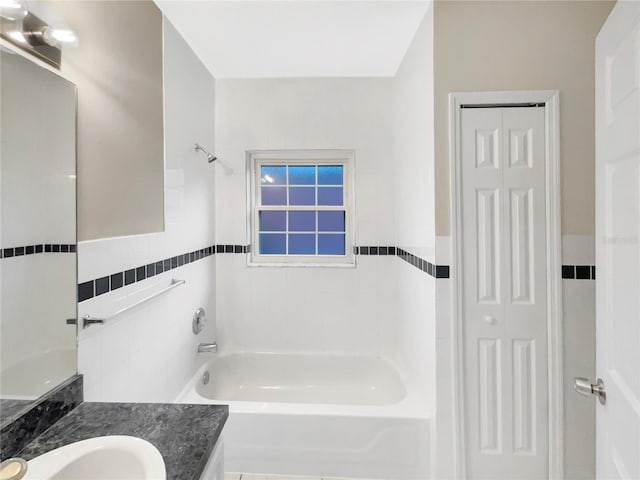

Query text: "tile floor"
[225, 474, 368, 480]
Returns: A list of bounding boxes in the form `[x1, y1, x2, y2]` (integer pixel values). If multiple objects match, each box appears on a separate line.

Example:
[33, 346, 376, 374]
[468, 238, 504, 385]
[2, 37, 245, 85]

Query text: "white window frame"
[246, 149, 356, 267]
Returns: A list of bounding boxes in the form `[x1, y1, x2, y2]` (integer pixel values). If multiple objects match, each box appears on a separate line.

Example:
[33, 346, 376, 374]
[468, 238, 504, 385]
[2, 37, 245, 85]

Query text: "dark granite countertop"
[18, 402, 228, 480]
[0, 399, 34, 425]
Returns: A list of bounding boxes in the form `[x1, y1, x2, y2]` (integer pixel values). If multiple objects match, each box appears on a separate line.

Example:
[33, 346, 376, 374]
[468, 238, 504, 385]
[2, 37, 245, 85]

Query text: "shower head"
[194, 143, 217, 163]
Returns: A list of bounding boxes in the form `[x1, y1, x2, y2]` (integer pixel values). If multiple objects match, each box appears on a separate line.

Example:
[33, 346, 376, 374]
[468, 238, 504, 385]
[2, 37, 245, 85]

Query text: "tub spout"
[197, 342, 217, 353]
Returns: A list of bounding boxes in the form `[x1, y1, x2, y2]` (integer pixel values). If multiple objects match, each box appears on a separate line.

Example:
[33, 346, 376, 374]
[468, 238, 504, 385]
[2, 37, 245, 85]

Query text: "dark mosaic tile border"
[354, 245, 449, 279]
[356, 247, 595, 281]
[77, 244, 592, 303]
[0, 375, 83, 460]
[354, 245, 396, 256]
[78, 244, 249, 303]
[1, 244, 76, 259]
[78, 243, 450, 302]
[562, 265, 596, 280]
[397, 247, 449, 279]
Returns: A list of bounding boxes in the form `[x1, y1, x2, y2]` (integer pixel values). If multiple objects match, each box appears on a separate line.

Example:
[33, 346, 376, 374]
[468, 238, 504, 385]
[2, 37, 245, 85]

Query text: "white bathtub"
[0, 349, 76, 399]
[177, 352, 430, 479]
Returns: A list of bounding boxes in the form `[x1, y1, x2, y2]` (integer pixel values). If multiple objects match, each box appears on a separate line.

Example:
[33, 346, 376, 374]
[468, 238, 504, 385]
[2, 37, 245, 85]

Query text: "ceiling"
[154, 1, 430, 78]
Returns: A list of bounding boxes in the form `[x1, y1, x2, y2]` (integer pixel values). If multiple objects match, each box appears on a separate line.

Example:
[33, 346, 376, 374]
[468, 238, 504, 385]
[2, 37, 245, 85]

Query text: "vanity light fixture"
[0, 0, 22, 9]
[0, 9, 77, 68]
[6, 29, 24, 42]
[29, 25, 77, 47]
[0, 0, 26, 23]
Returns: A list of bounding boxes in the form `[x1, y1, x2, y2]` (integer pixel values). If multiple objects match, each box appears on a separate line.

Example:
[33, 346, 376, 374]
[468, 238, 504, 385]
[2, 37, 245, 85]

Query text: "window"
[248, 150, 355, 266]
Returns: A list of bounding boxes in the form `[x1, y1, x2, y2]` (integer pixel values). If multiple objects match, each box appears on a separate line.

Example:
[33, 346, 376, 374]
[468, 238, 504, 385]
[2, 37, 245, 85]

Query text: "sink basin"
[23, 436, 166, 480]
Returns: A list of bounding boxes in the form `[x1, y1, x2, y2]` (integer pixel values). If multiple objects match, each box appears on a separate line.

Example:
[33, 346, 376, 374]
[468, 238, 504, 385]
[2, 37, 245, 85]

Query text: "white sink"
[23, 436, 166, 480]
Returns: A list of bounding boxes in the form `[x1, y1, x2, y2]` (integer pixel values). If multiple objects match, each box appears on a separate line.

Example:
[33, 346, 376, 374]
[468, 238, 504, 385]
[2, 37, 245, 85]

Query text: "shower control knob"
[192, 307, 206, 334]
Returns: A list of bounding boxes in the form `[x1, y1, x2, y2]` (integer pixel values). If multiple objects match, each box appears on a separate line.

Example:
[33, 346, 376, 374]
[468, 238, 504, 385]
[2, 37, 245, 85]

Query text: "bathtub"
[0, 349, 76, 399]
[177, 352, 430, 479]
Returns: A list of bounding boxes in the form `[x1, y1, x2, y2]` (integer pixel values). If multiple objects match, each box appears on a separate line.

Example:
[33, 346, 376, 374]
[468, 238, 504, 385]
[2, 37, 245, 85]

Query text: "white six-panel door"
[595, 1, 640, 478]
[461, 106, 548, 479]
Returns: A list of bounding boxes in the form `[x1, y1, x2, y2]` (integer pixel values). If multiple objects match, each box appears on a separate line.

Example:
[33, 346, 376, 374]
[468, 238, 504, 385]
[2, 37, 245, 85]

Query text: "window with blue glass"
[250, 151, 354, 265]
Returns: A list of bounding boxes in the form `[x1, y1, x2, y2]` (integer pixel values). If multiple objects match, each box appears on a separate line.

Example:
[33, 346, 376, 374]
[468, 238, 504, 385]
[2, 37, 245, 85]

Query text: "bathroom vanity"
[1, 376, 228, 480]
[19, 403, 228, 480]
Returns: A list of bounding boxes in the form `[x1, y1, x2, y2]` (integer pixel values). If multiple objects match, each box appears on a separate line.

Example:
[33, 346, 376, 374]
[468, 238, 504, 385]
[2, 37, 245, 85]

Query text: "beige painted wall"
[44, 1, 164, 241]
[434, 0, 614, 235]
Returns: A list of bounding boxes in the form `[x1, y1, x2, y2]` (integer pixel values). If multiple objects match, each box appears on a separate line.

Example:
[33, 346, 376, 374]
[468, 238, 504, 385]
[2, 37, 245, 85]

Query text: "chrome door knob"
[574, 377, 606, 405]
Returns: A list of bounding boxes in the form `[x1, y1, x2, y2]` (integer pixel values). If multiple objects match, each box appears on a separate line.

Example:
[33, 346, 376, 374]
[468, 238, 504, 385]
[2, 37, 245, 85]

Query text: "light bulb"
[50, 29, 76, 43]
[41, 26, 77, 46]
[0, 0, 22, 9]
[7, 30, 26, 43]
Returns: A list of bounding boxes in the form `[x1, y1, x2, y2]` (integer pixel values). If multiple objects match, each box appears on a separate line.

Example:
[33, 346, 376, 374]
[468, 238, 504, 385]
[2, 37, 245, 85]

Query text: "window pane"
[260, 211, 286, 231]
[289, 187, 315, 205]
[260, 233, 286, 254]
[261, 166, 286, 185]
[288, 166, 315, 185]
[289, 211, 315, 231]
[318, 211, 345, 232]
[318, 165, 343, 185]
[317, 187, 343, 206]
[262, 187, 287, 205]
[288, 234, 315, 254]
[318, 234, 345, 255]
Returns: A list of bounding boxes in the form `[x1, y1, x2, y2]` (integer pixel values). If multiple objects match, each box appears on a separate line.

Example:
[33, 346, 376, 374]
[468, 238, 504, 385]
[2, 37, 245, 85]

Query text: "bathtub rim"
[175, 352, 431, 420]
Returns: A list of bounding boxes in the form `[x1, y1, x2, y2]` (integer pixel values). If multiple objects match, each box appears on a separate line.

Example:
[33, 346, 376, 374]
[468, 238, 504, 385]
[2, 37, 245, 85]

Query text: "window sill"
[246, 259, 356, 268]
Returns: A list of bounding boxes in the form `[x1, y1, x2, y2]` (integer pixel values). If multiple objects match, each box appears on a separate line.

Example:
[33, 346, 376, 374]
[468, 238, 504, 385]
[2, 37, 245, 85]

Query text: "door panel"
[595, 2, 640, 479]
[462, 107, 547, 478]
[477, 188, 501, 303]
[513, 338, 535, 455]
[510, 188, 534, 304]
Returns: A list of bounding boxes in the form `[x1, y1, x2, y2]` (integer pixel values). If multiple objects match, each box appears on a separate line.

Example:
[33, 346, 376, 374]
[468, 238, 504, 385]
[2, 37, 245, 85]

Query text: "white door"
[461, 106, 548, 479]
[595, 1, 640, 478]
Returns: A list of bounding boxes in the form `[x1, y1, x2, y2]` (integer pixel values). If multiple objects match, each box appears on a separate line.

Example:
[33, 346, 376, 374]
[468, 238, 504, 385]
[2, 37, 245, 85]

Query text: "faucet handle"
[0, 458, 28, 480]
[197, 342, 218, 353]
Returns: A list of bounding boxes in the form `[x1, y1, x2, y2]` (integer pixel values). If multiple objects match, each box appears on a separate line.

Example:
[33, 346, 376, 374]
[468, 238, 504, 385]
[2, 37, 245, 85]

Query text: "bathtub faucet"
[197, 342, 218, 353]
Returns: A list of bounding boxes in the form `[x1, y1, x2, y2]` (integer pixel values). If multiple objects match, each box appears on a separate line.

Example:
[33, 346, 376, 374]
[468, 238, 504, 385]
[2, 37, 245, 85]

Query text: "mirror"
[0, 47, 77, 425]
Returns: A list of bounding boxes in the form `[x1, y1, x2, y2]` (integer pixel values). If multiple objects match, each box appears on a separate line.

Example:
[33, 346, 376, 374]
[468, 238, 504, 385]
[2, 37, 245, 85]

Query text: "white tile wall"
[78, 257, 216, 401]
[0, 254, 76, 380]
[434, 236, 455, 479]
[391, 9, 438, 478]
[213, 78, 401, 359]
[392, 4, 435, 265]
[241, 476, 320, 480]
[0, 49, 76, 248]
[215, 254, 399, 358]
[227, 475, 374, 480]
[214, 77, 395, 246]
[394, 260, 436, 407]
[77, 19, 216, 402]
